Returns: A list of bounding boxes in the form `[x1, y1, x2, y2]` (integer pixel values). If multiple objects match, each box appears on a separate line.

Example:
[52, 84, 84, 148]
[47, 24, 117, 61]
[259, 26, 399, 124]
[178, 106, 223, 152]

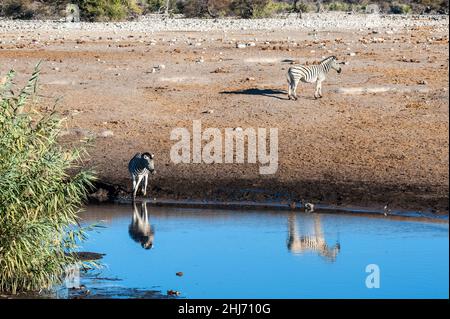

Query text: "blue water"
[77, 203, 449, 299]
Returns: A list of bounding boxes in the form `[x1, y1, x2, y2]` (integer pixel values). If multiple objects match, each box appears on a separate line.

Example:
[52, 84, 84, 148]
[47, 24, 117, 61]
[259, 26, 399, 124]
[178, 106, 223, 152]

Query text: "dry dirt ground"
[1, 23, 448, 212]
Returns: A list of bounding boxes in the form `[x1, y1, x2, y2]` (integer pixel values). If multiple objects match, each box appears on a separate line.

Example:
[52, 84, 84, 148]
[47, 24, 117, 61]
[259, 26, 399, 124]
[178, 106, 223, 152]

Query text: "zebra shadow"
[287, 213, 341, 262]
[128, 202, 155, 250]
[220, 88, 288, 100]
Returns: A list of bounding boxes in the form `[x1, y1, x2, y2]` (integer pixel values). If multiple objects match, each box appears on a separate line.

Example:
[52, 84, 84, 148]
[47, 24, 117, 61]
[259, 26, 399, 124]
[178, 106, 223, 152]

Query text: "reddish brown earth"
[1, 26, 448, 212]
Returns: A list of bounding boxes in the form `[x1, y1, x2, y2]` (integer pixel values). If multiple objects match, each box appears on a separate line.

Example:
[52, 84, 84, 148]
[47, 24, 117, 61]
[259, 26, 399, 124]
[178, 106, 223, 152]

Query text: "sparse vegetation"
[1, 0, 34, 19]
[0, 64, 97, 294]
[389, 2, 412, 14]
[0, 0, 448, 20]
[78, 0, 142, 21]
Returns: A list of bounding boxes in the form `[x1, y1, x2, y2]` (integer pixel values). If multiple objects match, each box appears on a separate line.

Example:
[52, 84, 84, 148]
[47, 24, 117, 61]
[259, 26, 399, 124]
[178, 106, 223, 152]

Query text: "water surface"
[76, 203, 449, 299]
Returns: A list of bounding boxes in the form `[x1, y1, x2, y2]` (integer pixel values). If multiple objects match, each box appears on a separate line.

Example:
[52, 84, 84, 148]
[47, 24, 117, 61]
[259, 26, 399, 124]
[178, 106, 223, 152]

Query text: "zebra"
[287, 214, 341, 262]
[128, 152, 155, 199]
[287, 56, 344, 100]
[129, 201, 155, 250]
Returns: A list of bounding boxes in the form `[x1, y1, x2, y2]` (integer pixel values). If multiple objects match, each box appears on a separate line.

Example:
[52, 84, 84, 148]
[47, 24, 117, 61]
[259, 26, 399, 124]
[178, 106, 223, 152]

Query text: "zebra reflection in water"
[129, 202, 155, 250]
[287, 213, 340, 262]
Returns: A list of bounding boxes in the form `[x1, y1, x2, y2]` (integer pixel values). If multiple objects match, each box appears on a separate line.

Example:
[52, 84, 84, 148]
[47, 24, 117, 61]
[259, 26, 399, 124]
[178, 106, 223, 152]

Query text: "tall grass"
[0, 64, 97, 294]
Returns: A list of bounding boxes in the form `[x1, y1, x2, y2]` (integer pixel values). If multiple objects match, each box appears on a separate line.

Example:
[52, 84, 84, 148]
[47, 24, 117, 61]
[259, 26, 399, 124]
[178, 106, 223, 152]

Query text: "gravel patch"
[0, 13, 448, 34]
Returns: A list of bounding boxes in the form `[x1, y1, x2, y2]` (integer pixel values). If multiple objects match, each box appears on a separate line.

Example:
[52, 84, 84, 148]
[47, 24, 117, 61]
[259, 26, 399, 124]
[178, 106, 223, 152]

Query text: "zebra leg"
[287, 74, 293, 100]
[135, 175, 144, 198]
[314, 81, 320, 99]
[318, 80, 323, 98]
[142, 202, 148, 223]
[292, 80, 299, 100]
[131, 175, 137, 199]
[142, 174, 148, 196]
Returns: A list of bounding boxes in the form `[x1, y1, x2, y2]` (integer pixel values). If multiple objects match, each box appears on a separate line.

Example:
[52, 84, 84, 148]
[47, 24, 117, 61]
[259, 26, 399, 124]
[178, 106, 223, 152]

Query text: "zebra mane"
[142, 152, 154, 159]
[320, 56, 337, 64]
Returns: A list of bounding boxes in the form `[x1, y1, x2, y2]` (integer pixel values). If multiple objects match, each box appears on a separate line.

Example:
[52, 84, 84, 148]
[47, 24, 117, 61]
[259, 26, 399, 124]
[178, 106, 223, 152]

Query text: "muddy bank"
[91, 177, 449, 214]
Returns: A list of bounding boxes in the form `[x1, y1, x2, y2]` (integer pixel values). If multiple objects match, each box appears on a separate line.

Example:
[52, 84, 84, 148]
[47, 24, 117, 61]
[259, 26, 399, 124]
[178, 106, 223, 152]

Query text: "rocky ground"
[0, 13, 448, 212]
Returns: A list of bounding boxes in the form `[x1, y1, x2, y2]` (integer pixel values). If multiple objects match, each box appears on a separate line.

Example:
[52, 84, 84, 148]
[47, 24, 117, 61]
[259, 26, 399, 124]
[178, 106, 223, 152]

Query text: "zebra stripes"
[129, 202, 155, 250]
[287, 214, 341, 262]
[128, 152, 155, 198]
[287, 56, 343, 100]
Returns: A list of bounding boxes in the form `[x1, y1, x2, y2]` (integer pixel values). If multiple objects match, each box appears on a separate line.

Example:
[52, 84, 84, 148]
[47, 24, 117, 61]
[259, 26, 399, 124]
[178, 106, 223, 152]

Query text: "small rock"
[98, 130, 114, 138]
[89, 188, 109, 203]
[211, 67, 228, 73]
[236, 43, 246, 49]
[167, 290, 180, 296]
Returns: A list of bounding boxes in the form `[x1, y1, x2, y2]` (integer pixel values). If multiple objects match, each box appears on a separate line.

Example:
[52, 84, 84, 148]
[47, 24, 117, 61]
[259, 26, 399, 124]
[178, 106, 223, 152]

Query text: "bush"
[294, 1, 312, 13]
[231, 0, 272, 18]
[1, 0, 34, 19]
[260, 0, 291, 16]
[177, 0, 209, 17]
[144, 0, 166, 13]
[0, 64, 97, 294]
[326, 1, 351, 11]
[389, 2, 412, 14]
[79, 0, 142, 21]
[206, 0, 234, 17]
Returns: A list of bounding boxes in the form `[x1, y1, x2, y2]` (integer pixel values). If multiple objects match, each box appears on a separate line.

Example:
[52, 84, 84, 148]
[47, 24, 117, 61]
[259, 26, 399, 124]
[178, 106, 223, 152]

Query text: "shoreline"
[89, 178, 449, 219]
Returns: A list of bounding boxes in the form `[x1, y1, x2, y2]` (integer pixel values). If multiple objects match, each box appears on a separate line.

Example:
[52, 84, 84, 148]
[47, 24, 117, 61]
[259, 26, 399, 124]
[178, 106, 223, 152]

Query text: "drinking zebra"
[287, 56, 344, 100]
[128, 152, 155, 199]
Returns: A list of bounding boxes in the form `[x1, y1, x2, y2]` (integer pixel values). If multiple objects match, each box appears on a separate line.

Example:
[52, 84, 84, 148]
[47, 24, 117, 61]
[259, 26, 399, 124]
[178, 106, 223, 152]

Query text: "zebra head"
[323, 56, 343, 74]
[142, 152, 156, 174]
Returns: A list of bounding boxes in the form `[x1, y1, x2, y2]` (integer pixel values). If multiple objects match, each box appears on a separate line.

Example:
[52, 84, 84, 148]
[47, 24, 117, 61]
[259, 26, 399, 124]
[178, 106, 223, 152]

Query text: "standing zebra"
[287, 56, 344, 100]
[128, 152, 155, 199]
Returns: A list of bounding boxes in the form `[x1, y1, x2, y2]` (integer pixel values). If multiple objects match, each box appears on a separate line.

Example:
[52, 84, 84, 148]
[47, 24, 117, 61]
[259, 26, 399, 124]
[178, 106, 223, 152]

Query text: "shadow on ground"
[220, 88, 288, 100]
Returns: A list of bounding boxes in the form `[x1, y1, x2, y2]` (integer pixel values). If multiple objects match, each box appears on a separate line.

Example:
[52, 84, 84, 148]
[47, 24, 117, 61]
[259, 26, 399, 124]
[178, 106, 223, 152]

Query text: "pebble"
[98, 130, 114, 138]
[0, 14, 443, 35]
[167, 290, 180, 296]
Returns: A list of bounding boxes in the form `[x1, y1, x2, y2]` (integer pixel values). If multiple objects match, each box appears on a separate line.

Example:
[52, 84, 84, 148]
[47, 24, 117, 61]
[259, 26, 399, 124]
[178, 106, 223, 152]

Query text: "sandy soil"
[1, 17, 448, 212]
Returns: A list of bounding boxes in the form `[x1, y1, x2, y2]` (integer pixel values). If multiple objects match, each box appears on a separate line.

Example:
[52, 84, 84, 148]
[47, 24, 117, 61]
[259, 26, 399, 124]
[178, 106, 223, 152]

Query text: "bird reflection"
[287, 213, 340, 262]
[129, 201, 155, 250]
